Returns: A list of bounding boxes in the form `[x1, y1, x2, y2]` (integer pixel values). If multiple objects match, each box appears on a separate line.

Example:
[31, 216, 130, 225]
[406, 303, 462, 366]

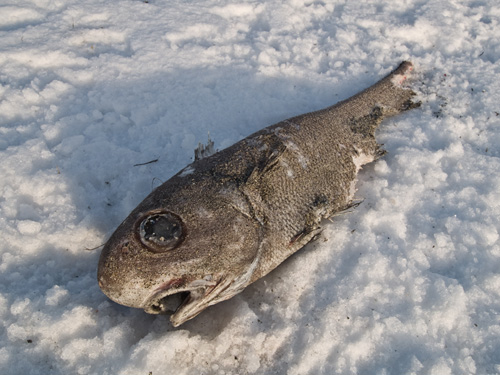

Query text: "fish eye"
[138, 212, 184, 252]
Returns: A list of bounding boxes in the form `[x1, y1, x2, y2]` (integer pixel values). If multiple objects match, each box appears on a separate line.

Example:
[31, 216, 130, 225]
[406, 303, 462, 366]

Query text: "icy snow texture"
[1, 0, 499, 374]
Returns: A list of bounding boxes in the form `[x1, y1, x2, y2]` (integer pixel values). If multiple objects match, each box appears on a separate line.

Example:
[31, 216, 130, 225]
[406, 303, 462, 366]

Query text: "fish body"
[98, 61, 419, 326]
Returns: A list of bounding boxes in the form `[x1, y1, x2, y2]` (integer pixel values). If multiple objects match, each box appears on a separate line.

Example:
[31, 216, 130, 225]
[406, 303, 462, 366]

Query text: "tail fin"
[330, 61, 420, 137]
[353, 61, 420, 115]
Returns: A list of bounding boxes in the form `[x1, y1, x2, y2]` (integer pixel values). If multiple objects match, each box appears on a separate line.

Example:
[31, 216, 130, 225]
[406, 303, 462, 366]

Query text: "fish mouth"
[145, 290, 190, 314]
[143, 277, 219, 326]
[142, 270, 253, 326]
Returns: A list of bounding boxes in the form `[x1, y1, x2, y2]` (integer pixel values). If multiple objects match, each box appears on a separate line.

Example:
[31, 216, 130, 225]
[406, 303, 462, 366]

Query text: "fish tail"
[358, 61, 420, 115]
[376, 61, 420, 113]
[333, 61, 420, 137]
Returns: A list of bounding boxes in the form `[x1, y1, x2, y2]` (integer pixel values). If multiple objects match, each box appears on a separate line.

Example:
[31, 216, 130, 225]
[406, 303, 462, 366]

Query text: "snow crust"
[1, 0, 499, 374]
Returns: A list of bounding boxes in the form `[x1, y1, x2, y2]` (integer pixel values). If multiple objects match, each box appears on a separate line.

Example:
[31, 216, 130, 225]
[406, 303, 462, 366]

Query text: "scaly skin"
[98, 61, 419, 326]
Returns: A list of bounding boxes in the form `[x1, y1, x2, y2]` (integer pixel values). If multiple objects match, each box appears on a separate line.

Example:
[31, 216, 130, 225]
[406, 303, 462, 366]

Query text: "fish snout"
[97, 241, 145, 308]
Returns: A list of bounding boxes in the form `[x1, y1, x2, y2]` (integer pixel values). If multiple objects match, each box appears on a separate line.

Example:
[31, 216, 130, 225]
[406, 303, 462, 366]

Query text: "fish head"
[97, 174, 262, 326]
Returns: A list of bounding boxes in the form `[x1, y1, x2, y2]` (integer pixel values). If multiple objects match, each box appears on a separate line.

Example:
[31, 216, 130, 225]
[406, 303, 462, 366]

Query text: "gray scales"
[98, 61, 420, 326]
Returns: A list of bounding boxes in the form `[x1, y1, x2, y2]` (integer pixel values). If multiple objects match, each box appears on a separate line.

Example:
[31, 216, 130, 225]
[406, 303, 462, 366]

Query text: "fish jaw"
[142, 252, 261, 326]
[141, 276, 218, 326]
[142, 278, 228, 327]
[98, 246, 249, 327]
[98, 262, 221, 326]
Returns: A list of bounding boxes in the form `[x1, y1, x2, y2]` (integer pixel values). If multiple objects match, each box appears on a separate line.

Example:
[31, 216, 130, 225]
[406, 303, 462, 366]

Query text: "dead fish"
[98, 61, 420, 326]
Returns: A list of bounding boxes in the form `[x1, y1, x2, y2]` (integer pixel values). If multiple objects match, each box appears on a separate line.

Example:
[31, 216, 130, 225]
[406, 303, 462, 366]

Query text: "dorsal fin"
[194, 133, 215, 161]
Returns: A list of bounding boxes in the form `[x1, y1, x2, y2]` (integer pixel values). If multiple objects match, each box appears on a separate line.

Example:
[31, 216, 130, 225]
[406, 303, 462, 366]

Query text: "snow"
[1, 0, 499, 373]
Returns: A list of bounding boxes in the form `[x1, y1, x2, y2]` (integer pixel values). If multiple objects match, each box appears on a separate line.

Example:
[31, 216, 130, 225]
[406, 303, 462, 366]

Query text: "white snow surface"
[1, 0, 499, 374]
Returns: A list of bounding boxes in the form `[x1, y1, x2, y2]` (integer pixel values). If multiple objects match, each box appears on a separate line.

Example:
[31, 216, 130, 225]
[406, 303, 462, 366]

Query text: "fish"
[97, 61, 420, 327]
